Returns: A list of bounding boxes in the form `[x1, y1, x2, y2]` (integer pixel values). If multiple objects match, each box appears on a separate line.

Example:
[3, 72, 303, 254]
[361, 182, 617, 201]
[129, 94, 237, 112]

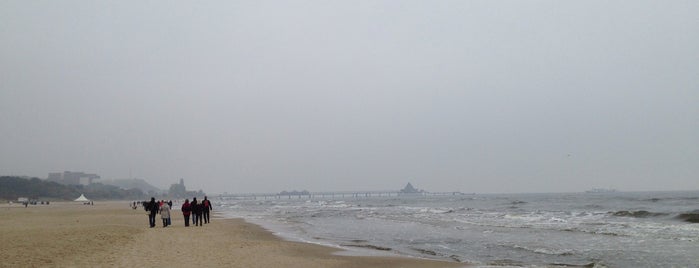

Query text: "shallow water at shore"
[217, 191, 699, 267]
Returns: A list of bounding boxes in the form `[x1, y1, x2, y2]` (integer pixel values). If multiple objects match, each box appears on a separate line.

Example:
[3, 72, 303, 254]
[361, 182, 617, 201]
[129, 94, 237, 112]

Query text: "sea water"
[216, 191, 699, 267]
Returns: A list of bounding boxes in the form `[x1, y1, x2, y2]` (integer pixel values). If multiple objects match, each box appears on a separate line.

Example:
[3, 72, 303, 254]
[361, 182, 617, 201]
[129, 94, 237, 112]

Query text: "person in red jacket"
[181, 199, 192, 227]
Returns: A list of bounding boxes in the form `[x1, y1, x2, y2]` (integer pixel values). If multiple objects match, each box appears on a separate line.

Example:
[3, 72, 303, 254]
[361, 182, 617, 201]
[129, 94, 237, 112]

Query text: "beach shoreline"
[0, 201, 465, 267]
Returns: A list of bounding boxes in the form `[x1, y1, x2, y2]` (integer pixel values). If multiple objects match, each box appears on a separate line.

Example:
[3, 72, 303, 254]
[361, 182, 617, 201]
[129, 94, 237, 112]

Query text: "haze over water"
[1, 1, 697, 195]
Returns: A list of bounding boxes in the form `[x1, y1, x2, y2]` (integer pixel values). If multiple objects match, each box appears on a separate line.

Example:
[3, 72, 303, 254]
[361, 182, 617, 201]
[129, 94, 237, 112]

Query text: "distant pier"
[217, 191, 465, 200]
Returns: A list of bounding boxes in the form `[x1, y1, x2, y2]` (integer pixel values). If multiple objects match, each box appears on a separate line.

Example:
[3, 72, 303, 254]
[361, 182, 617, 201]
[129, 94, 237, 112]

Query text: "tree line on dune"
[0, 176, 145, 201]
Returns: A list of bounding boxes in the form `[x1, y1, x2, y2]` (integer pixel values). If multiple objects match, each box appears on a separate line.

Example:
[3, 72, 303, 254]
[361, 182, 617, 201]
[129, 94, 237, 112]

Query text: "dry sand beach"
[0, 201, 464, 268]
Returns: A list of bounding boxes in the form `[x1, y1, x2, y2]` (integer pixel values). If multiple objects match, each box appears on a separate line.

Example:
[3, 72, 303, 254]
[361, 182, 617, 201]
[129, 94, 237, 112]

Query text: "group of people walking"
[180, 197, 212, 227]
[144, 197, 212, 228]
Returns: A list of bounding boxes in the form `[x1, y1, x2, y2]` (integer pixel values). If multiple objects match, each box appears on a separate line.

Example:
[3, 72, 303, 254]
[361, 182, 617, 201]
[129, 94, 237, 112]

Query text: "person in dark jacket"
[181, 199, 191, 227]
[193, 198, 203, 227]
[202, 196, 212, 224]
[191, 198, 199, 226]
[146, 197, 158, 228]
[166, 200, 173, 225]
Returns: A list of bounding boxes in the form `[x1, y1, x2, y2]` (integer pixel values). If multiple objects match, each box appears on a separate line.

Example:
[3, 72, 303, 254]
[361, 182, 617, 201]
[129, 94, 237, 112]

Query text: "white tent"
[74, 194, 90, 202]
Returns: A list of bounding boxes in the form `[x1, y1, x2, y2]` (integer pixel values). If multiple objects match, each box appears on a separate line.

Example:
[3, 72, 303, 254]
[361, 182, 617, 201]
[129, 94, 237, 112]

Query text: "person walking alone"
[181, 199, 191, 227]
[202, 196, 212, 224]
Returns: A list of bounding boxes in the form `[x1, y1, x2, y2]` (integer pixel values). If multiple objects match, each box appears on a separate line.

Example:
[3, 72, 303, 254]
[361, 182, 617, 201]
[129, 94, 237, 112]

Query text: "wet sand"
[0, 201, 464, 267]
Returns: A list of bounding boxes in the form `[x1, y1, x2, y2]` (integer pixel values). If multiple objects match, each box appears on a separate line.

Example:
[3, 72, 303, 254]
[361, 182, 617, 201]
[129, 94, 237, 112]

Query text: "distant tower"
[179, 178, 184, 186]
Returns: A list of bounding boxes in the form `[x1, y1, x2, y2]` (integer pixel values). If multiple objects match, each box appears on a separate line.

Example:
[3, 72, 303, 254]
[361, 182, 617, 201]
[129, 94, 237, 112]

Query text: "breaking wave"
[676, 211, 699, 223]
[610, 210, 668, 218]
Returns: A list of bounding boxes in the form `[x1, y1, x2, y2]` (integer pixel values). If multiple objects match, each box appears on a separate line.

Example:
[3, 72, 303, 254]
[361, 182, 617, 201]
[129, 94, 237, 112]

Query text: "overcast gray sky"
[1, 1, 697, 194]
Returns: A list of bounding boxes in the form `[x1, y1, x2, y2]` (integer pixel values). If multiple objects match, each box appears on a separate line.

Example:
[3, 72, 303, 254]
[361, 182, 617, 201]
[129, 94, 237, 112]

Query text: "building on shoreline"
[47, 171, 100, 186]
[399, 183, 425, 194]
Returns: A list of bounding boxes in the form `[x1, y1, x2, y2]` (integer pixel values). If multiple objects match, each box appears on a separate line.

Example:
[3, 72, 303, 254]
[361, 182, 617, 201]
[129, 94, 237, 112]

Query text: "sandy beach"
[0, 201, 464, 267]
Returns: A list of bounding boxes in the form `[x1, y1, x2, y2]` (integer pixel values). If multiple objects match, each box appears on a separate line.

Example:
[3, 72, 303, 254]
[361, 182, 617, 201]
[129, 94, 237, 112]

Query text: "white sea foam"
[215, 191, 699, 267]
